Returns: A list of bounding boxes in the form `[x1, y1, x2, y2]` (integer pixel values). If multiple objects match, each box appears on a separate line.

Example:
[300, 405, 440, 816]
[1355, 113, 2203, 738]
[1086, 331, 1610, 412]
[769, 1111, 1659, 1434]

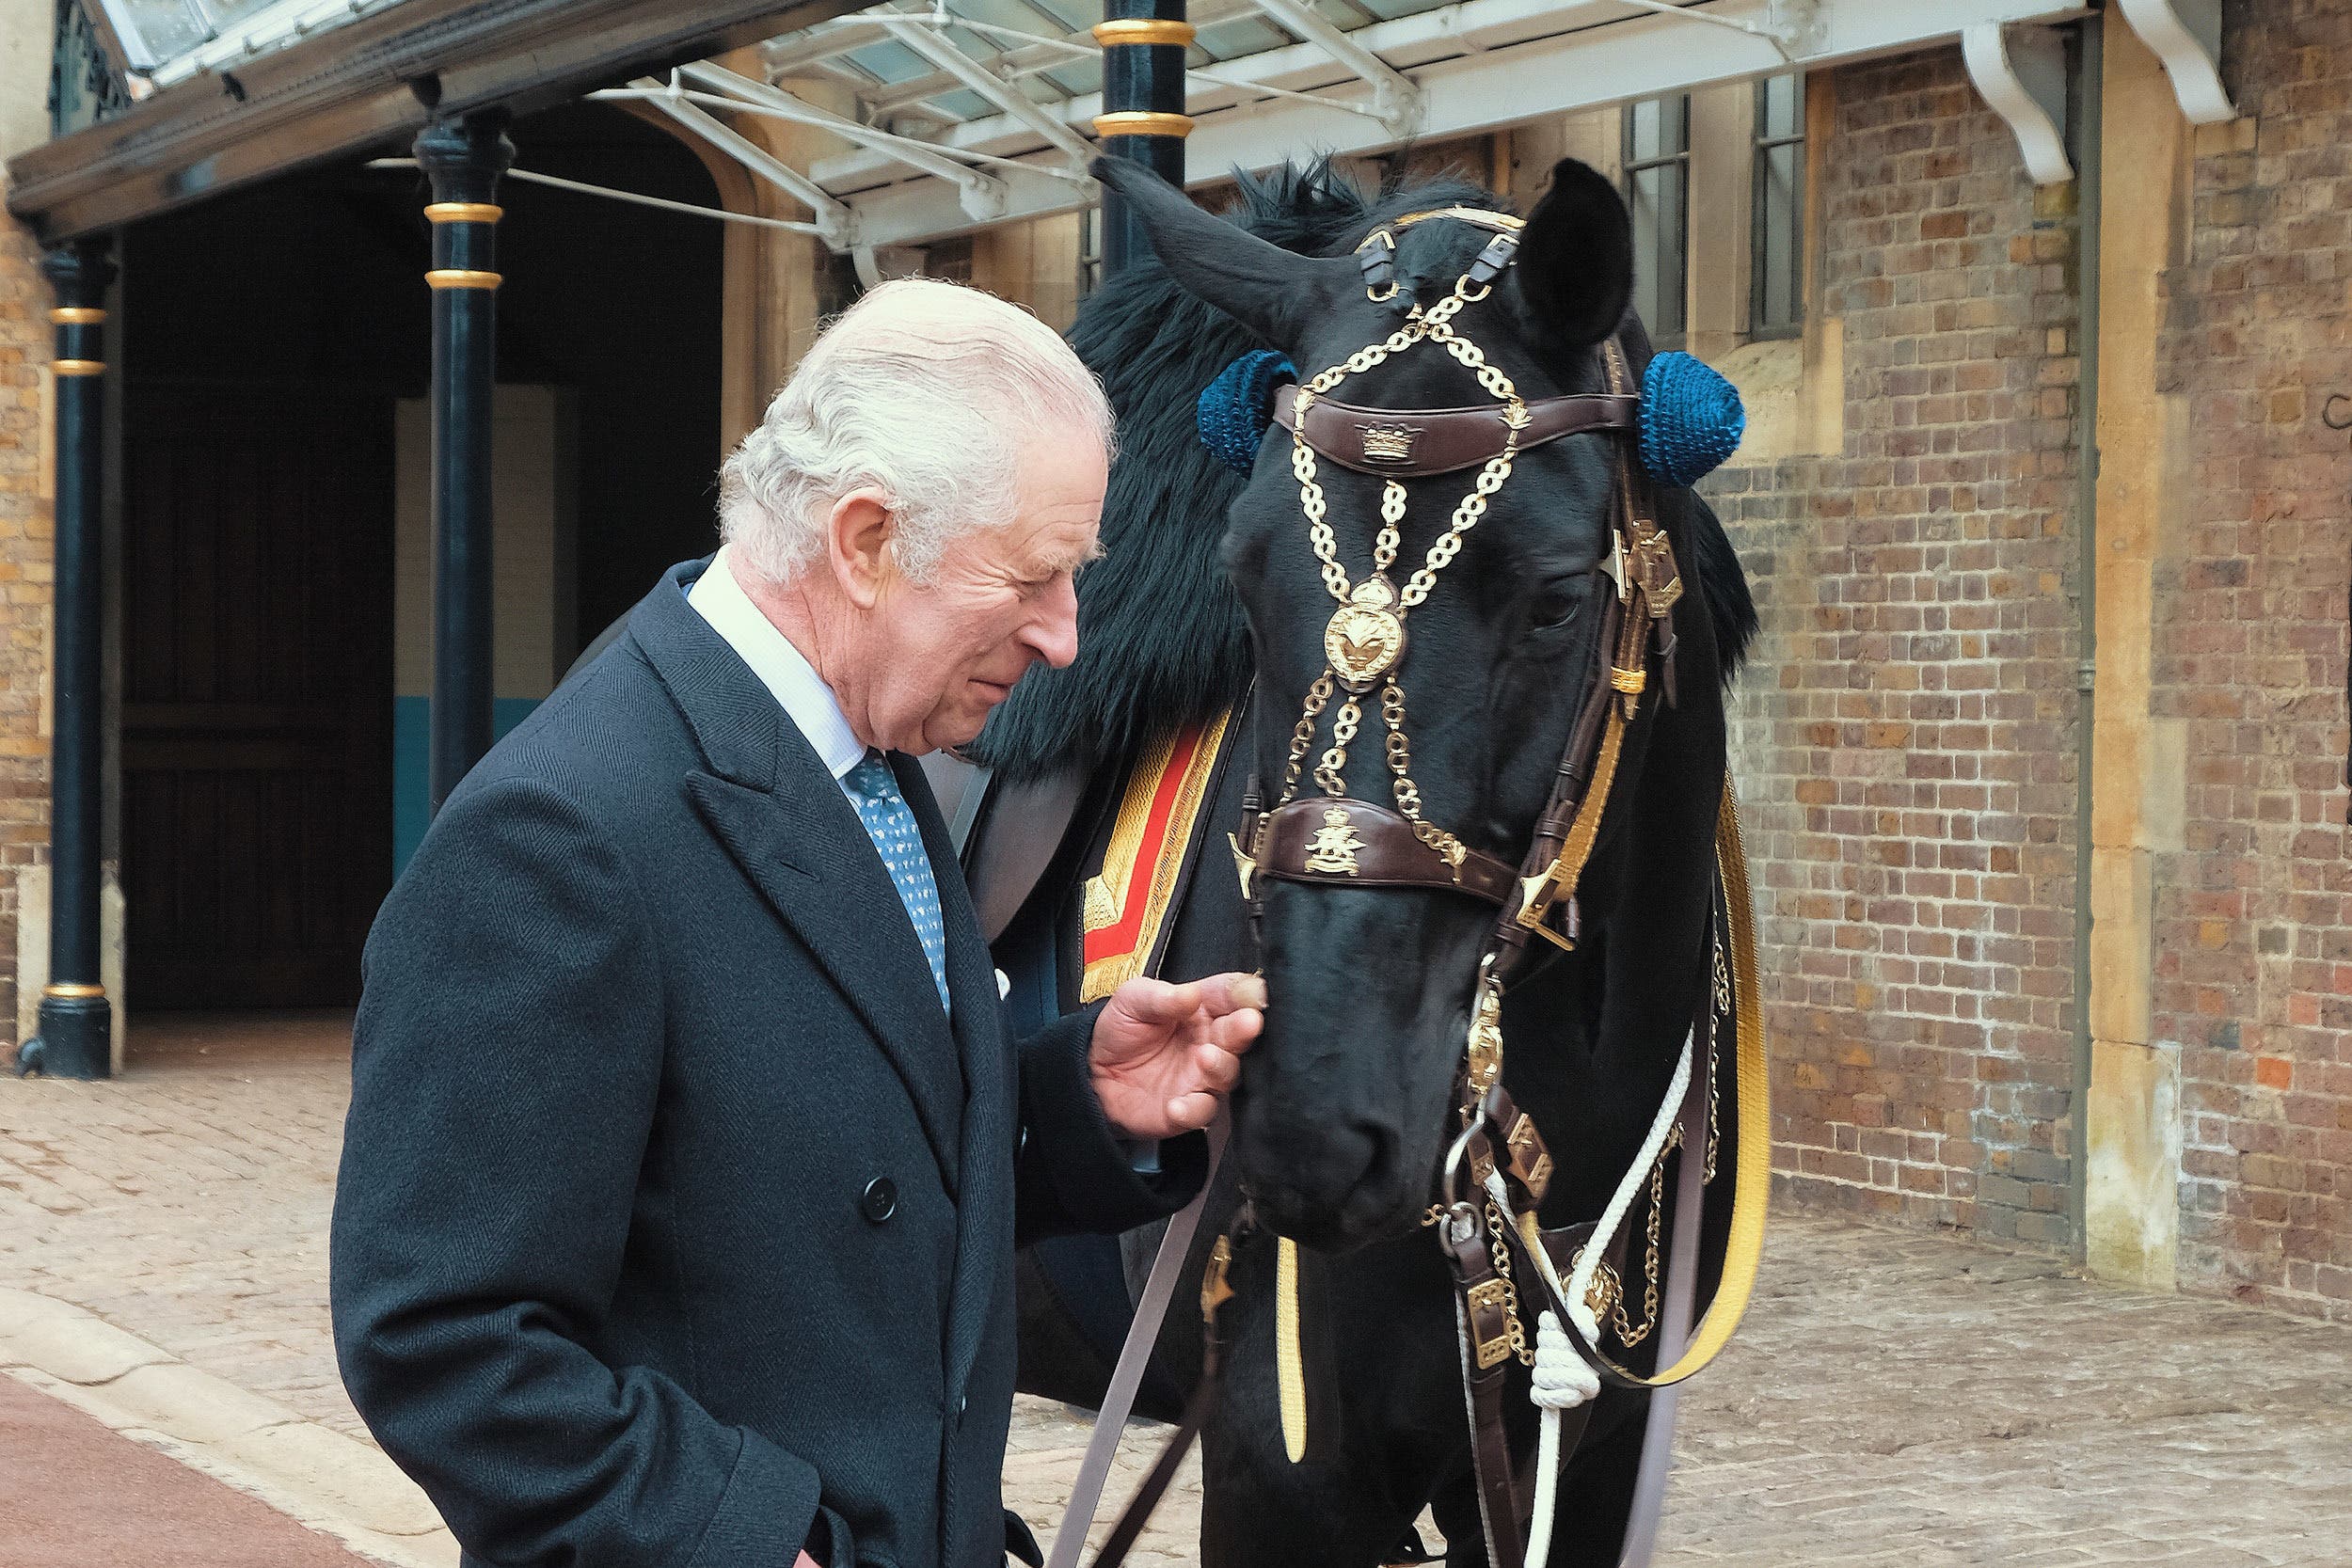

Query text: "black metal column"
[1093, 0, 1191, 274]
[17, 239, 118, 1079]
[416, 112, 514, 816]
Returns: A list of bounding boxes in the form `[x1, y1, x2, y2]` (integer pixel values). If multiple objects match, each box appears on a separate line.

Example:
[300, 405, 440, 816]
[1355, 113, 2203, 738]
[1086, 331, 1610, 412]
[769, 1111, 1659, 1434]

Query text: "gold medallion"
[1325, 576, 1406, 691]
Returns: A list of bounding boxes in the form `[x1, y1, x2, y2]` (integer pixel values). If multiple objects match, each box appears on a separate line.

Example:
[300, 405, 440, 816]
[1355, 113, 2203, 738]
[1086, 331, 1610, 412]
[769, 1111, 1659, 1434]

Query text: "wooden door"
[121, 381, 395, 1008]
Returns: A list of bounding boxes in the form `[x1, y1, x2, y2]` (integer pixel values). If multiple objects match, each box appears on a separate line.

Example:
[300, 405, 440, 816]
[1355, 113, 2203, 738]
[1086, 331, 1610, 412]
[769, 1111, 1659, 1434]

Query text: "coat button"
[861, 1176, 898, 1224]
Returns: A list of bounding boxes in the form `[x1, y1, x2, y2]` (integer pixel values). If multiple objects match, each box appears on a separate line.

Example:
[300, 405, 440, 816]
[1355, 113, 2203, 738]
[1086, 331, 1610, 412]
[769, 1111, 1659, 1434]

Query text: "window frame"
[1620, 93, 1692, 348]
[1749, 72, 1807, 342]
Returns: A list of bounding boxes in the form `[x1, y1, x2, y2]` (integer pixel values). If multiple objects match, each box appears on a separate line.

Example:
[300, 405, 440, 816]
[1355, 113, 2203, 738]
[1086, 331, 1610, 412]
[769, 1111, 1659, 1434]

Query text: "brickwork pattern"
[7, 1028, 2351, 1567]
[0, 208, 51, 1037]
[1708, 48, 2085, 1248]
[2154, 0, 2352, 1322]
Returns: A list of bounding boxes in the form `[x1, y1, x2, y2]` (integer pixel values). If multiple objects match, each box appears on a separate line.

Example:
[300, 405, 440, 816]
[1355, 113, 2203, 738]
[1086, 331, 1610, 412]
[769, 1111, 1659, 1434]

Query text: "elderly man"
[329, 280, 1263, 1568]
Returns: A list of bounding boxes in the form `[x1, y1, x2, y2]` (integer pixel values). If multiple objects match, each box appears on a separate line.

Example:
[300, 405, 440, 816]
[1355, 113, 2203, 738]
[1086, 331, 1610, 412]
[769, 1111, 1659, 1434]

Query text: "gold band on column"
[52, 358, 104, 377]
[1091, 110, 1195, 138]
[425, 269, 503, 291]
[49, 307, 105, 325]
[424, 201, 505, 225]
[42, 982, 104, 999]
[1091, 18, 1196, 46]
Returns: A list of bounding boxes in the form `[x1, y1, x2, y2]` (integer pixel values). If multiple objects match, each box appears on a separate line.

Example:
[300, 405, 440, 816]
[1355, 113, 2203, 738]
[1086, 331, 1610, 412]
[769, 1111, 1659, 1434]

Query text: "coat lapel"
[631, 564, 964, 1187]
[898, 753, 1016, 1400]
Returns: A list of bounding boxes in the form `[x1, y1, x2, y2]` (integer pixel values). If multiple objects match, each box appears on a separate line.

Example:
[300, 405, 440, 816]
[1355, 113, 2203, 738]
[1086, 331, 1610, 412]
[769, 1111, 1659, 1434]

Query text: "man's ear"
[826, 488, 897, 609]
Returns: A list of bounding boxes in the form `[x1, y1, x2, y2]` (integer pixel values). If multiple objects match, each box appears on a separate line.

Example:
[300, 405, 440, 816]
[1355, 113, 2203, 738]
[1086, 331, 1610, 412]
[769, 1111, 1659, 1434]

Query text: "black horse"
[961, 156, 1757, 1568]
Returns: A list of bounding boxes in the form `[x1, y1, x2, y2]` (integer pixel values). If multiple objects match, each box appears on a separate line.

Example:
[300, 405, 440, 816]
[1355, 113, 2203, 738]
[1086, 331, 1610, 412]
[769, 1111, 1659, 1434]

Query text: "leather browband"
[1271, 385, 1638, 478]
[1249, 797, 1520, 907]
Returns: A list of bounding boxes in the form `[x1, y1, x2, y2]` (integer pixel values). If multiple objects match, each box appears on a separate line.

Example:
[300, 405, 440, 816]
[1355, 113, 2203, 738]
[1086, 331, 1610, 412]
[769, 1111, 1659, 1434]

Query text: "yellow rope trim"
[1277, 1237, 1309, 1463]
[1516, 703, 1626, 932]
[424, 201, 504, 224]
[51, 358, 104, 377]
[425, 269, 502, 291]
[1518, 780, 1770, 1388]
[42, 982, 104, 999]
[49, 307, 105, 325]
[1079, 710, 1232, 1003]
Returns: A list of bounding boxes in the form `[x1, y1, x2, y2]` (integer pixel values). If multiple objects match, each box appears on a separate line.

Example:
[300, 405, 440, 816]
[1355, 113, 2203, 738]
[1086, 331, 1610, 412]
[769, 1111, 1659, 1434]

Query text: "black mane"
[968, 162, 1755, 781]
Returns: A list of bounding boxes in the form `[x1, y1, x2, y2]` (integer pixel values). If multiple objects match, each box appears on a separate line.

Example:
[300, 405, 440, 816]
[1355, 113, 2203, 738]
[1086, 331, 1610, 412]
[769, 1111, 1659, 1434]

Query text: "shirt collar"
[686, 546, 867, 782]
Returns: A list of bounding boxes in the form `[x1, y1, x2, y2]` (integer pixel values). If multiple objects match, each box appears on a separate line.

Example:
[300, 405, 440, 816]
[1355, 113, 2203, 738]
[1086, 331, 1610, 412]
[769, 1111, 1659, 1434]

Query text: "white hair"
[718, 278, 1115, 586]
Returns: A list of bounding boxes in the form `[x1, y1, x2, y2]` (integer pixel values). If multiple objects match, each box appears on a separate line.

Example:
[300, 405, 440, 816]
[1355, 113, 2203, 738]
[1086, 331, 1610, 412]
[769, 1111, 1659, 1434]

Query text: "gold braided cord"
[1516, 702, 1627, 932]
[1277, 1238, 1309, 1463]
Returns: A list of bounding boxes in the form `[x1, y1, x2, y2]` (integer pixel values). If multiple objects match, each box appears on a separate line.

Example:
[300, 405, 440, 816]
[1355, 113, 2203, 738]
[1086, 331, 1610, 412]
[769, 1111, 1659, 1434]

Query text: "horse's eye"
[1530, 583, 1582, 629]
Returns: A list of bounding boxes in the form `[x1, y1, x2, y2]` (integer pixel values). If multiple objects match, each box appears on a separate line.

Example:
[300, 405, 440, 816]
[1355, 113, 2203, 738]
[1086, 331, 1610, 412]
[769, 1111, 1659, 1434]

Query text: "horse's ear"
[1090, 157, 1356, 347]
[1507, 159, 1633, 350]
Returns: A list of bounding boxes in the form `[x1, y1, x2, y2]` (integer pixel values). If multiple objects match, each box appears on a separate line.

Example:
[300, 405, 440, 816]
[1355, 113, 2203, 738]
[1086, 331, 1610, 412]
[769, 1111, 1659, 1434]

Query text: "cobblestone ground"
[4, 1016, 2348, 1567]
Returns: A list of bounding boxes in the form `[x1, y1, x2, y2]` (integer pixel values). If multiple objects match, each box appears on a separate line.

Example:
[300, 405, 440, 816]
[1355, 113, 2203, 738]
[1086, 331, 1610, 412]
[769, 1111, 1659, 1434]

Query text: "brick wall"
[1710, 46, 2087, 1249]
[2157, 0, 2352, 1321]
[0, 213, 50, 1042]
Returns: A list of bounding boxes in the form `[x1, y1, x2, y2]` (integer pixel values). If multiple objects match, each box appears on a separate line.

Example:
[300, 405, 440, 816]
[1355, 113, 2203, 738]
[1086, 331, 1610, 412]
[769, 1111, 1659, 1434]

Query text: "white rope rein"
[1513, 1029, 1694, 1568]
[1562, 1030, 1693, 1333]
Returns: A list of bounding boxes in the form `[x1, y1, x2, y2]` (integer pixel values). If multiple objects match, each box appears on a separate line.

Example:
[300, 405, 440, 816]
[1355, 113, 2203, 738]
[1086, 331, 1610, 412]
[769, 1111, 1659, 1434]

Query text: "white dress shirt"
[687, 546, 867, 800]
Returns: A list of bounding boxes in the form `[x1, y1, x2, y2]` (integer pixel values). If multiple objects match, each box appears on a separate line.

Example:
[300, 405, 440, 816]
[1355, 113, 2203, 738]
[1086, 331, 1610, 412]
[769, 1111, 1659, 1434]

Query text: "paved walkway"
[4, 1015, 2348, 1568]
[0, 1371, 374, 1567]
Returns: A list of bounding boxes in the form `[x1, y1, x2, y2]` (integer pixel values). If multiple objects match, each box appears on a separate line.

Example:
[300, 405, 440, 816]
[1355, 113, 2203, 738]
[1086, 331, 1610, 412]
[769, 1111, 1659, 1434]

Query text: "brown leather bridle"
[1215, 210, 1693, 1568]
[1081, 208, 1766, 1568]
[1231, 335, 1685, 977]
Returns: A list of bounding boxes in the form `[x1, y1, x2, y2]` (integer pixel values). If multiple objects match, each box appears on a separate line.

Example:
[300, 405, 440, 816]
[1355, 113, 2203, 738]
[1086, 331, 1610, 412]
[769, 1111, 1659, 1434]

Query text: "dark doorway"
[119, 382, 395, 1007]
[119, 101, 725, 1009]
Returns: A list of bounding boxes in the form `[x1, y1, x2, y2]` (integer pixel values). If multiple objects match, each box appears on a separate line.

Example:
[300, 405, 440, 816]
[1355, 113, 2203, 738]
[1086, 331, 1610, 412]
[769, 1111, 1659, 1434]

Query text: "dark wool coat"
[330, 560, 1204, 1568]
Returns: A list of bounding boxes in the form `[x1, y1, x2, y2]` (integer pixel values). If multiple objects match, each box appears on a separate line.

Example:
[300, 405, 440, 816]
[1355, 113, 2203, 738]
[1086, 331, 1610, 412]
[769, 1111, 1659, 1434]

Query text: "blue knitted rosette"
[1637, 351, 1745, 488]
[1197, 349, 1298, 475]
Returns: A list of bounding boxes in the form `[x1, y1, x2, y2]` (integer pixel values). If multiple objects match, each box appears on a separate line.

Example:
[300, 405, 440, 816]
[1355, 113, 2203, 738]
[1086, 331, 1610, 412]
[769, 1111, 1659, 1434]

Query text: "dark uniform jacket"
[329, 561, 1204, 1568]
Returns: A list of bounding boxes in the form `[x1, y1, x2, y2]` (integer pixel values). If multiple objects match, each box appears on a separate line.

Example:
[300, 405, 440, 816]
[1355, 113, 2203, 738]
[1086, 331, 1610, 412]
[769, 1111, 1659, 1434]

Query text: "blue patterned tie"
[844, 752, 951, 1014]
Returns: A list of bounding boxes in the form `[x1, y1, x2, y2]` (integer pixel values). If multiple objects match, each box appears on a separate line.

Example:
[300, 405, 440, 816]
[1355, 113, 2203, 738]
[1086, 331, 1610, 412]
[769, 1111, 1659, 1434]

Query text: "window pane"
[1623, 94, 1690, 341]
[1752, 73, 1806, 337]
[1761, 142, 1800, 327]
[1656, 163, 1687, 337]
[1762, 72, 1803, 141]
[1629, 166, 1660, 326]
[1631, 99, 1661, 162]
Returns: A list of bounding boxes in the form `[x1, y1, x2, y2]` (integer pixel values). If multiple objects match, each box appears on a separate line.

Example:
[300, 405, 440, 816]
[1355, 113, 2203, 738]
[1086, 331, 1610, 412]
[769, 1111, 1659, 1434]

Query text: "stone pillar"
[17, 238, 116, 1079]
[417, 112, 515, 816]
[2085, 21, 2196, 1291]
[1092, 0, 1191, 274]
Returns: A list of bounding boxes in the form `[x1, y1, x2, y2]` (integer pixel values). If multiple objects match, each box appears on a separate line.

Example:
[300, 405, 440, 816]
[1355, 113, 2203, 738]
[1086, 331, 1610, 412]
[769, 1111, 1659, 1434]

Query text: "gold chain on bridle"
[1269, 274, 1531, 876]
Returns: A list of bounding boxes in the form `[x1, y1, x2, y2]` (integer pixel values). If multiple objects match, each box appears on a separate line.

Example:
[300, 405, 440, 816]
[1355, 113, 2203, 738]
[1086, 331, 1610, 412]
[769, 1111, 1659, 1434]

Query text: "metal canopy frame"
[6, 0, 868, 242]
[616, 0, 2094, 257]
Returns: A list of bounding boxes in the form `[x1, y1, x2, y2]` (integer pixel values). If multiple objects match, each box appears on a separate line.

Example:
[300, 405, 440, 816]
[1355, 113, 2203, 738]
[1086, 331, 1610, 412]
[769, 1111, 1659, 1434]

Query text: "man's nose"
[1025, 577, 1080, 670]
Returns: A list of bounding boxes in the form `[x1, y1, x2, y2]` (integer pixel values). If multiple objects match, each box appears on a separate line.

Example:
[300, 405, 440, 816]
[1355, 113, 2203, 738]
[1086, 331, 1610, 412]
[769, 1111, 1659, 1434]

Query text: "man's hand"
[1089, 973, 1265, 1140]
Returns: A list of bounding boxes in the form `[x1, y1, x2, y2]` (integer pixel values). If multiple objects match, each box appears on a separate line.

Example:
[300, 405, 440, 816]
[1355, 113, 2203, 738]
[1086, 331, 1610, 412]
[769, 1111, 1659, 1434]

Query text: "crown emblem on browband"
[1359, 423, 1418, 464]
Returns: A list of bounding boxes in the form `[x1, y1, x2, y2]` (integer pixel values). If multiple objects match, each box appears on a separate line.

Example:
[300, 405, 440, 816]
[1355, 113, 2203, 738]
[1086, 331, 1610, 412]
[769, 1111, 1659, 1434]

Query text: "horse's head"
[1102, 156, 1678, 1250]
